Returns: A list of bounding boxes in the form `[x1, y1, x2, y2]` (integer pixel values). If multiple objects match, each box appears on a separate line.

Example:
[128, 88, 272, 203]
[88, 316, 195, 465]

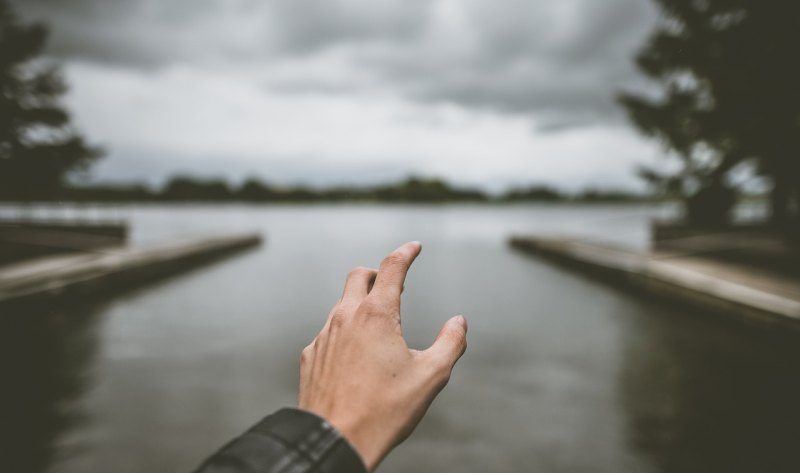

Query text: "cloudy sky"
[12, 0, 665, 192]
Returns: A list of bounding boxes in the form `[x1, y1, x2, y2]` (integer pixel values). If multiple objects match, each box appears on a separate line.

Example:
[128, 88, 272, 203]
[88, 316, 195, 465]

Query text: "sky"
[12, 0, 666, 193]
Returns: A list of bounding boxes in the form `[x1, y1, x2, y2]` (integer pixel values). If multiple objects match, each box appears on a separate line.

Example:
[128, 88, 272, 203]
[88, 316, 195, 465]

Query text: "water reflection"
[620, 301, 800, 473]
[1, 205, 799, 473]
[0, 303, 103, 473]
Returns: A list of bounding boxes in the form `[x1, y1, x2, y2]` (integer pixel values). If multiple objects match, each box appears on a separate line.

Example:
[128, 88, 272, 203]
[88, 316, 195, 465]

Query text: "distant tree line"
[33, 175, 649, 204]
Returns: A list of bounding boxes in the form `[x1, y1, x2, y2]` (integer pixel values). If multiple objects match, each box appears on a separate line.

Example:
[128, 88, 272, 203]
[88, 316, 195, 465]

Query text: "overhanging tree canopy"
[0, 1, 101, 201]
[620, 0, 800, 228]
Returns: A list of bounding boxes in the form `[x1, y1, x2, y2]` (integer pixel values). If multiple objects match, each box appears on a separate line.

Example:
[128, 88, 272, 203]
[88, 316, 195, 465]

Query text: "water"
[2, 204, 799, 473]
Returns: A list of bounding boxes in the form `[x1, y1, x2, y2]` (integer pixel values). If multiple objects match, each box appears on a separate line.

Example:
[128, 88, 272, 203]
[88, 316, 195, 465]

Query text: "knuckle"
[348, 266, 371, 278]
[329, 308, 347, 329]
[432, 360, 453, 384]
[300, 344, 313, 364]
[381, 252, 406, 268]
[440, 369, 453, 385]
[357, 297, 381, 315]
[445, 329, 468, 355]
[358, 297, 393, 318]
[451, 332, 467, 354]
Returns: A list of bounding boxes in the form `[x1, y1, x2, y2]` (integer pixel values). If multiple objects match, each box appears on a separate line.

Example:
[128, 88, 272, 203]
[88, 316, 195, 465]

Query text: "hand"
[297, 241, 468, 471]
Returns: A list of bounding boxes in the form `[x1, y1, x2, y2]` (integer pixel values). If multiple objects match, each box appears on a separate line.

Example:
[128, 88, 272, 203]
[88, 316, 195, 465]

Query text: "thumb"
[424, 315, 468, 371]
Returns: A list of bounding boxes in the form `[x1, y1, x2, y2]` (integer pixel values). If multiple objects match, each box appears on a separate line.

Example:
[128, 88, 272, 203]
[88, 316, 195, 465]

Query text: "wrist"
[322, 411, 393, 472]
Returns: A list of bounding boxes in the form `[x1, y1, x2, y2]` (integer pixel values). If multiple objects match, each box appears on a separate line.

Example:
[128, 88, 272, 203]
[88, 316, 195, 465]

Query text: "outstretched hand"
[297, 241, 468, 471]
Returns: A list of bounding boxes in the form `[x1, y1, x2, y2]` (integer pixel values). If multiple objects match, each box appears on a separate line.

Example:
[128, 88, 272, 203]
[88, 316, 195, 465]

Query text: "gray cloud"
[11, 0, 271, 67]
[269, 0, 429, 54]
[11, 0, 659, 129]
[352, 0, 659, 127]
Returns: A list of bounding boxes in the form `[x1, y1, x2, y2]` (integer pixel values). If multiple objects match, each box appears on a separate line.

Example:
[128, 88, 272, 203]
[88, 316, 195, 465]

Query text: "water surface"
[2, 204, 798, 473]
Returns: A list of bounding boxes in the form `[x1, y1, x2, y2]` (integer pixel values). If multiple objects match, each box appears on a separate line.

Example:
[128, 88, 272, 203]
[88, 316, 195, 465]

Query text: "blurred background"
[1, 0, 799, 472]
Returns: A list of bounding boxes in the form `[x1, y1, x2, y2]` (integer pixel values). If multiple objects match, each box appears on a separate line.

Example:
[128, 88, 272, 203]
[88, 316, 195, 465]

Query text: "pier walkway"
[510, 236, 800, 329]
[0, 232, 262, 305]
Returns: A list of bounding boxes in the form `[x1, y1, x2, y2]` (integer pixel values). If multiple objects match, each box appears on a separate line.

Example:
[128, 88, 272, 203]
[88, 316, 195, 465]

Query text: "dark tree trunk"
[789, 181, 800, 245]
[685, 181, 736, 227]
[770, 173, 789, 226]
[770, 171, 800, 245]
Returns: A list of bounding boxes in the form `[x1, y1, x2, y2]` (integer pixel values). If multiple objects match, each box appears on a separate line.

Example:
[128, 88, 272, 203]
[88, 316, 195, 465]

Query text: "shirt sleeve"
[192, 408, 368, 473]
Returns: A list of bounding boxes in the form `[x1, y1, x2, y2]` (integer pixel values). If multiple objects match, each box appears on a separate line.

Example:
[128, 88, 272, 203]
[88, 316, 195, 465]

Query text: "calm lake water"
[2, 204, 799, 473]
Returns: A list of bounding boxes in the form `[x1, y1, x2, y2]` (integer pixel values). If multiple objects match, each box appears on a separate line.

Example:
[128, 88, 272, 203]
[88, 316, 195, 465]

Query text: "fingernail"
[455, 315, 467, 332]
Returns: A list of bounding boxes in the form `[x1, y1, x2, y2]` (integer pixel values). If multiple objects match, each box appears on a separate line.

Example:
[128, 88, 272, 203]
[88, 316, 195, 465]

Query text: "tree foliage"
[620, 0, 800, 227]
[0, 1, 101, 200]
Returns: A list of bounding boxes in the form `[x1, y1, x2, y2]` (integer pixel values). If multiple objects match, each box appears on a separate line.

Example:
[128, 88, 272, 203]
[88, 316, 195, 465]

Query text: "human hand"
[297, 241, 468, 471]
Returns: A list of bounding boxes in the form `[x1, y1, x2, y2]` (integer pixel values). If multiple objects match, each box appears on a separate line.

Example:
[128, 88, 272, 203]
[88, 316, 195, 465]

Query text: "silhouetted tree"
[161, 176, 232, 201]
[62, 183, 154, 202]
[373, 176, 484, 202]
[0, 1, 102, 201]
[237, 178, 277, 201]
[577, 188, 640, 203]
[620, 0, 800, 230]
[503, 186, 562, 202]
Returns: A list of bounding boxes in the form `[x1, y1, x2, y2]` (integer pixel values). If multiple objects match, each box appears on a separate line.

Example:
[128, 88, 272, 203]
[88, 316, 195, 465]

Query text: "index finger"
[371, 241, 422, 299]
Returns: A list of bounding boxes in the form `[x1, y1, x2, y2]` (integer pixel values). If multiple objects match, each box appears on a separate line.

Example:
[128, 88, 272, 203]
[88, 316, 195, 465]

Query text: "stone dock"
[0, 232, 262, 306]
[510, 236, 800, 329]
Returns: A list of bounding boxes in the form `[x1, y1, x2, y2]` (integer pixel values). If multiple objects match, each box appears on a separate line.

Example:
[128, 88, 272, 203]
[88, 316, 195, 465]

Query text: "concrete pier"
[0, 219, 128, 264]
[510, 236, 800, 329]
[0, 232, 262, 305]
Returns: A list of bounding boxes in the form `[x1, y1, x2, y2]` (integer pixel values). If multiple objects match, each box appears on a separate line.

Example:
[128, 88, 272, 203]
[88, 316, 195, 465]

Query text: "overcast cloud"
[11, 0, 664, 192]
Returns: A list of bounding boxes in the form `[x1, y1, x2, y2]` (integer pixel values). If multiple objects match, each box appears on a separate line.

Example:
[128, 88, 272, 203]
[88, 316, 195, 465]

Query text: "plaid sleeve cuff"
[247, 408, 367, 473]
[194, 408, 367, 473]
